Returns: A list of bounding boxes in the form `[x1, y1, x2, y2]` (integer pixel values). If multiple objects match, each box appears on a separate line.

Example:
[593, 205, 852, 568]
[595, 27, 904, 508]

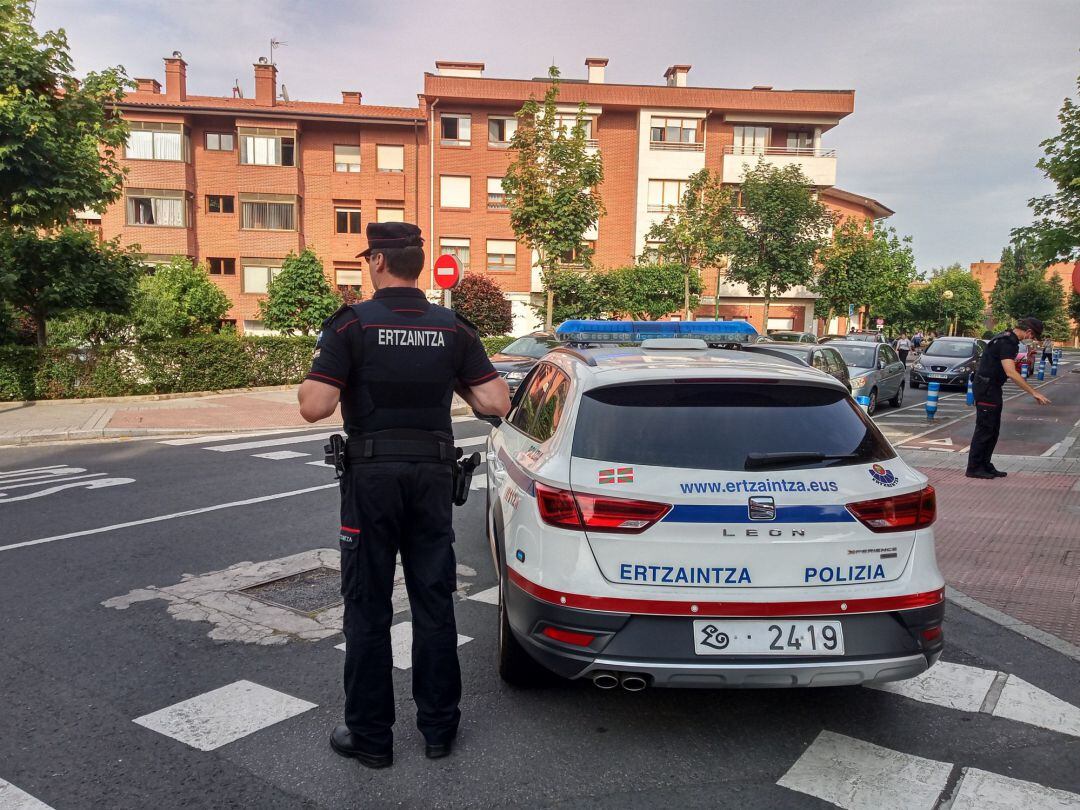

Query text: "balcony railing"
[724, 145, 837, 158]
[649, 140, 705, 152]
[585, 138, 599, 149]
[487, 194, 508, 210]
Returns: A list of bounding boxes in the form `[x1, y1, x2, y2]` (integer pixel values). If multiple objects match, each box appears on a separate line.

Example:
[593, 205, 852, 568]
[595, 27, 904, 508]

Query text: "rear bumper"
[506, 575, 944, 688]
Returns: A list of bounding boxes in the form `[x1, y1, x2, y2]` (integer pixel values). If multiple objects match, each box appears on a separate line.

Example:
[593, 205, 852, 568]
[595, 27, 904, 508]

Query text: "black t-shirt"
[976, 331, 1019, 386]
[305, 287, 497, 435]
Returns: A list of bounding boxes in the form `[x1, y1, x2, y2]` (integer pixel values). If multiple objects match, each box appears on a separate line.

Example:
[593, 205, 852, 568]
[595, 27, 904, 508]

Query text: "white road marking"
[992, 674, 1080, 739]
[133, 680, 316, 751]
[1042, 443, 1062, 457]
[0, 477, 134, 504]
[252, 450, 310, 461]
[306, 460, 333, 467]
[455, 436, 488, 449]
[0, 483, 336, 554]
[470, 473, 488, 490]
[335, 621, 473, 670]
[868, 661, 997, 712]
[0, 465, 68, 479]
[0, 472, 104, 491]
[950, 767, 1080, 809]
[468, 586, 500, 605]
[159, 427, 330, 446]
[0, 778, 55, 809]
[777, 730, 952, 809]
[209, 433, 332, 452]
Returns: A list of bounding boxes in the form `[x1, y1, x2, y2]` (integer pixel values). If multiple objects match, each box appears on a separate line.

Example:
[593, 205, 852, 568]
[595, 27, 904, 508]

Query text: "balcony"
[722, 145, 837, 186]
[649, 140, 704, 152]
[487, 193, 508, 211]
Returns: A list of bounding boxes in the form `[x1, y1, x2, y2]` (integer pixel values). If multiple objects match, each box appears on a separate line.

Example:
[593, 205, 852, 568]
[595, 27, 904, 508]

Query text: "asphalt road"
[1, 420, 1079, 808]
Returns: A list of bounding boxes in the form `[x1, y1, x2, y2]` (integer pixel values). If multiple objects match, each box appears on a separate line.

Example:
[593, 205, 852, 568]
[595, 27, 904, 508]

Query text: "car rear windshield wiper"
[743, 452, 862, 471]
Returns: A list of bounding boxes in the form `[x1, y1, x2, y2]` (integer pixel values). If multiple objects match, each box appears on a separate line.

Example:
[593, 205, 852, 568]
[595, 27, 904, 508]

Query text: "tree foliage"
[990, 241, 1041, 322]
[643, 169, 731, 318]
[1012, 74, 1080, 265]
[906, 265, 986, 336]
[502, 66, 605, 331]
[0, 226, 142, 345]
[722, 159, 835, 327]
[451, 273, 513, 336]
[0, 0, 132, 230]
[532, 267, 609, 325]
[258, 249, 341, 336]
[1000, 271, 1068, 341]
[134, 256, 232, 341]
[603, 263, 702, 321]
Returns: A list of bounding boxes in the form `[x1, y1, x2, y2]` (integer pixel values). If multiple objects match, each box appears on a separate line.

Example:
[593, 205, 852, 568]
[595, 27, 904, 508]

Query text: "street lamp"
[942, 289, 955, 336]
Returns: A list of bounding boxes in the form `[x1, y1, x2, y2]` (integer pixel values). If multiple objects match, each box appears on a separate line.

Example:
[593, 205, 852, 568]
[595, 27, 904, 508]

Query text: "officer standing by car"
[966, 316, 1051, 479]
[298, 222, 511, 768]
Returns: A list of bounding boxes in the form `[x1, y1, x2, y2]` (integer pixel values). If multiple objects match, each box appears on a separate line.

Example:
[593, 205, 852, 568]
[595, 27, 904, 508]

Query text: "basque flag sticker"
[598, 467, 634, 484]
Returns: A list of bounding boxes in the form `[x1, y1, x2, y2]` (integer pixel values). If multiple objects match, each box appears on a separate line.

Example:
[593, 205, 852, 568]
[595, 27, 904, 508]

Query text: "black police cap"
[1018, 316, 1044, 339]
[357, 222, 424, 258]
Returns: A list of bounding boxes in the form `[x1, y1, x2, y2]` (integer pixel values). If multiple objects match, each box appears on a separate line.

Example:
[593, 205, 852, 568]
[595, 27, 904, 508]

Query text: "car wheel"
[890, 382, 904, 407]
[910, 378, 920, 389]
[866, 388, 878, 416]
[497, 575, 550, 687]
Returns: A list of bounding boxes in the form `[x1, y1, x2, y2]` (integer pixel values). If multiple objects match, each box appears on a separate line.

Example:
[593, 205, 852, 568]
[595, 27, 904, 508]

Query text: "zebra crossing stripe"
[950, 768, 1080, 809]
[335, 621, 472, 669]
[0, 777, 55, 809]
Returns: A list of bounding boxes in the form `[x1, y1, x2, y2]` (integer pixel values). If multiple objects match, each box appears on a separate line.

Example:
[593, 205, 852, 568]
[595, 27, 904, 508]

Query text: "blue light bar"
[555, 320, 759, 344]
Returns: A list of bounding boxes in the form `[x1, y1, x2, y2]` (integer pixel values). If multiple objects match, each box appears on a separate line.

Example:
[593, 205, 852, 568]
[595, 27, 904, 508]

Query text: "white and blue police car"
[483, 320, 944, 690]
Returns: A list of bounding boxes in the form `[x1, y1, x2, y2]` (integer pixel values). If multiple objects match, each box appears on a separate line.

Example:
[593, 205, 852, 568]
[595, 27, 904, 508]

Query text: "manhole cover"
[240, 567, 342, 616]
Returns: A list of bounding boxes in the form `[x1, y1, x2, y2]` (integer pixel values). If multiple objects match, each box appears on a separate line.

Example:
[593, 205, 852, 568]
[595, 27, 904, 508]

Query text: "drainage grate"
[240, 567, 342, 616]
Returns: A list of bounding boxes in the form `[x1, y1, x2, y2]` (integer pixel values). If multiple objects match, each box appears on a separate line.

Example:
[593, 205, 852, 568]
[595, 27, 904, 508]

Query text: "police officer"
[966, 316, 1051, 479]
[298, 222, 511, 768]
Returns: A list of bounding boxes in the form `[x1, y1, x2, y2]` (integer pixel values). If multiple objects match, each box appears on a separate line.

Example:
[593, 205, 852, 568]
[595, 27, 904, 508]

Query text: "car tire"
[890, 382, 904, 407]
[497, 575, 551, 687]
[866, 388, 878, 416]
[910, 378, 920, 389]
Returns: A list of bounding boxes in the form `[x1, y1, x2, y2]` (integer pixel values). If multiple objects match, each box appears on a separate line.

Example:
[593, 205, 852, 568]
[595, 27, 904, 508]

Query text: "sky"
[33, 0, 1080, 274]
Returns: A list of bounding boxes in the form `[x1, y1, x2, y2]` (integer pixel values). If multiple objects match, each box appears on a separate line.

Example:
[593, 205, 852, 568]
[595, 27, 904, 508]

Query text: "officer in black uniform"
[966, 316, 1051, 479]
[298, 222, 511, 768]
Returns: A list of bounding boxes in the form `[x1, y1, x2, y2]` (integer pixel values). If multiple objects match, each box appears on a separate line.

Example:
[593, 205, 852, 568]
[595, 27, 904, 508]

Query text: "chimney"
[341, 90, 362, 106]
[664, 64, 691, 88]
[254, 58, 277, 106]
[434, 60, 484, 78]
[585, 57, 608, 84]
[135, 77, 162, 94]
[163, 53, 187, 101]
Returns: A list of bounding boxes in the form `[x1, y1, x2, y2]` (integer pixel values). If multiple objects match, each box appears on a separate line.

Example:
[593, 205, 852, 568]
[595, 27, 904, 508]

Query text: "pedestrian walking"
[912, 331, 924, 350]
[896, 332, 912, 365]
[966, 316, 1051, 480]
[1041, 334, 1054, 366]
[298, 222, 511, 768]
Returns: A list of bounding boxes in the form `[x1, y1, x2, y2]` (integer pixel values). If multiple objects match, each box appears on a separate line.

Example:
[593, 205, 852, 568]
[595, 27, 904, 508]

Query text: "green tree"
[1012, 74, 1080, 265]
[258, 249, 340, 336]
[0, 0, 131, 230]
[605, 263, 702, 321]
[642, 169, 732, 319]
[722, 159, 835, 328]
[502, 66, 605, 331]
[815, 218, 917, 326]
[532, 267, 610, 325]
[990, 242, 1040, 322]
[1000, 271, 1067, 342]
[134, 256, 232, 341]
[907, 265, 986, 336]
[0, 226, 142, 345]
[452, 273, 513, 336]
[48, 310, 134, 347]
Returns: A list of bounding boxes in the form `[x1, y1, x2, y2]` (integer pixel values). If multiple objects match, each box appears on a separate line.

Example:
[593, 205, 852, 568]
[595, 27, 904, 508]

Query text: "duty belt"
[345, 429, 457, 464]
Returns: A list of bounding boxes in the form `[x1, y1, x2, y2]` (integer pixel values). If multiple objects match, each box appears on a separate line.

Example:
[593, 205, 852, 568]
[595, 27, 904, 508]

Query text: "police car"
[483, 321, 944, 690]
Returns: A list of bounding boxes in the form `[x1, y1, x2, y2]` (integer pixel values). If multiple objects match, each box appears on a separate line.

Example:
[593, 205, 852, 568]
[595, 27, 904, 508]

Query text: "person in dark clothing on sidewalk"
[966, 316, 1052, 479]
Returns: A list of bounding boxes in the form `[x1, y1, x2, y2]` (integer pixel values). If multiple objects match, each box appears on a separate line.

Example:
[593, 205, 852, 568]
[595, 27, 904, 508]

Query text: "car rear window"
[925, 340, 974, 358]
[832, 344, 877, 367]
[572, 382, 894, 471]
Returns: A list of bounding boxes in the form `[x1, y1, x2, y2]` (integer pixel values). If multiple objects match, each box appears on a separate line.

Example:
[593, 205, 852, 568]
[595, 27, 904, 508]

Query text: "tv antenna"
[270, 38, 286, 65]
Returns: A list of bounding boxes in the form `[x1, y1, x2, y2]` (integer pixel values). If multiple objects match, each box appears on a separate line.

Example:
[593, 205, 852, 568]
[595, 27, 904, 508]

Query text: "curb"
[946, 586, 1080, 663]
[0, 383, 300, 408]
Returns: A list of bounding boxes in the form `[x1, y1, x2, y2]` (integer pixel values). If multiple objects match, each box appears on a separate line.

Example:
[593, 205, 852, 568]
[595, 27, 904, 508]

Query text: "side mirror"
[472, 409, 502, 428]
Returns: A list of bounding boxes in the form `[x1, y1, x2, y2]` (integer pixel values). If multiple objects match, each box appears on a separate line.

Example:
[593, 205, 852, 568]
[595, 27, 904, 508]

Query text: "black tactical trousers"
[967, 379, 1003, 473]
[338, 460, 461, 753]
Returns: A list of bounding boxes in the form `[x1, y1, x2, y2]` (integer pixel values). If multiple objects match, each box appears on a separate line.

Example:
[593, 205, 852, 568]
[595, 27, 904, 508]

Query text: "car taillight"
[847, 485, 936, 533]
[534, 483, 671, 534]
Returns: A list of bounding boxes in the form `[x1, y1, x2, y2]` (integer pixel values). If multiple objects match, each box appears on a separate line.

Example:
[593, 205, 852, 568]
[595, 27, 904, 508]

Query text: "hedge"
[0, 335, 316, 402]
[481, 335, 515, 356]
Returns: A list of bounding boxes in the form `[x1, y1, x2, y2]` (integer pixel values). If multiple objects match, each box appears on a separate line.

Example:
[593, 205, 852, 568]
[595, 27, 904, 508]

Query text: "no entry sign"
[433, 254, 460, 289]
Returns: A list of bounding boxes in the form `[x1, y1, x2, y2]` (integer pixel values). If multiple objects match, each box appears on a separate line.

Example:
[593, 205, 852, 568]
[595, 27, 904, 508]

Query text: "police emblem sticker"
[868, 464, 898, 487]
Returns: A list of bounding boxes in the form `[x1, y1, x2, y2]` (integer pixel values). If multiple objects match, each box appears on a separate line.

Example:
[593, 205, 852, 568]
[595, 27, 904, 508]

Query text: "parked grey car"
[757, 330, 818, 344]
[910, 337, 986, 389]
[742, 342, 851, 390]
[830, 340, 906, 415]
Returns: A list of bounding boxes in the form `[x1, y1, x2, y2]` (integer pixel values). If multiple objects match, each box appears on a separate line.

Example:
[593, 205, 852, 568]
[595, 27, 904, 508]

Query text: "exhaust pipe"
[591, 671, 619, 690]
[620, 673, 648, 692]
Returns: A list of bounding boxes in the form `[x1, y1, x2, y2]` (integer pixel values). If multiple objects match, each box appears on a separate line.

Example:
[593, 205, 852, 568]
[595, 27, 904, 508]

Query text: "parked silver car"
[829, 340, 906, 415]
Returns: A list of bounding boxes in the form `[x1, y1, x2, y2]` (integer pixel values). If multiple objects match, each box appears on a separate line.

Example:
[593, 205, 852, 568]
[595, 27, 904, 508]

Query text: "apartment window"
[487, 177, 507, 210]
[206, 195, 234, 214]
[125, 188, 187, 227]
[241, 259, 283, 295]
[334, 144, 361, 172]
[376, 207, 405, 223]
[787, 131, 813, 152]
[439, 238, 470, 272]
[239, 127, 296, 166]
[205, 132, 235, 151]
[126, 122, 188, 161]
[207, 257, 236, 276]
[440, 114, 471, 146]
[376, 144, 404, 172]
[440, 175, 471, 209]
[487, 239, 516, 273]
[554, 114, 593, 140]
[647, 179, 689, 212]
[650, 117, 698, 145]
[336, 206, 362, 234]
[336, 266, 364, 287]
[559, 241, 596, 266]
[488, 116, 517, 146]
[732, 125, 770, 155]
[239, 194, 297, 231]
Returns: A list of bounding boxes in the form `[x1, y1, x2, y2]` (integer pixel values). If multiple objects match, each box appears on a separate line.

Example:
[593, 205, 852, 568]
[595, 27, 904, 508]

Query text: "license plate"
[929, 373, 948, 378]
[692, 620, 844, 656]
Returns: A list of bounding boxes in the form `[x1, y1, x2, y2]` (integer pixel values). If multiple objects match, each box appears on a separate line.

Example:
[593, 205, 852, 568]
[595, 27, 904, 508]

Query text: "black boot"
[330, 725, 393, 768]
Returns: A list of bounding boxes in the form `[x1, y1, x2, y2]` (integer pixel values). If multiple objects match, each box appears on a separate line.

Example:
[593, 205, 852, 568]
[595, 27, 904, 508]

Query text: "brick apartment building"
[95, 54, 892, 335]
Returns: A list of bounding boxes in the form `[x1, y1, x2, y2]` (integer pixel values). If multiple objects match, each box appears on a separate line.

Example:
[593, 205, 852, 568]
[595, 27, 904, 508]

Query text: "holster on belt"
[338, 429, 477, 506]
